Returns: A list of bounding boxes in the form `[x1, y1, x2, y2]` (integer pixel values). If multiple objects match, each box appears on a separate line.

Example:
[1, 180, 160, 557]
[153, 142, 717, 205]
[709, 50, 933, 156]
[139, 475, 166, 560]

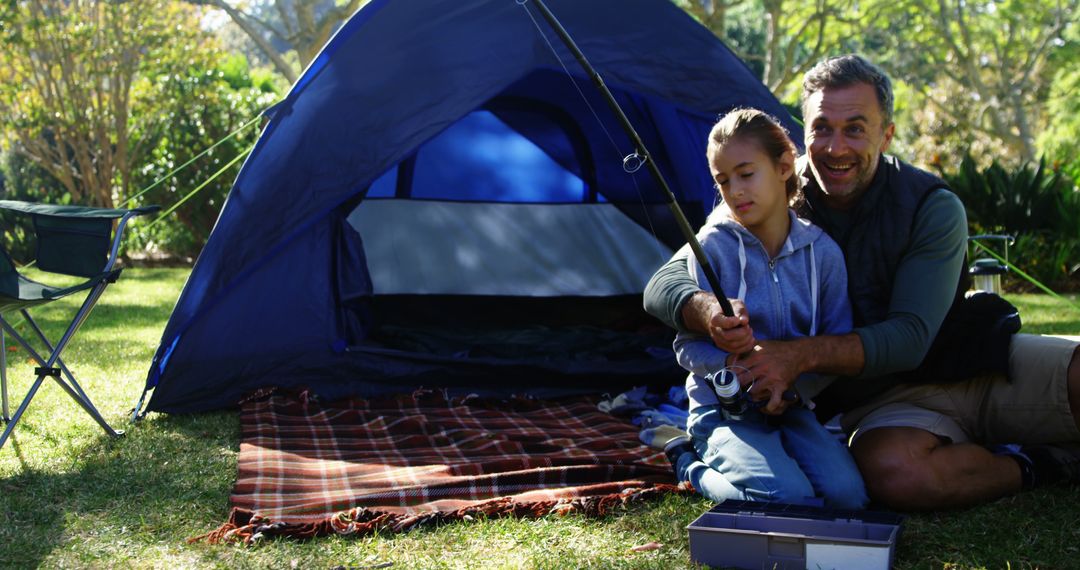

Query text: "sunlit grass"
[1006, 293, 1080, 335]
[0, 269, 1076, 568]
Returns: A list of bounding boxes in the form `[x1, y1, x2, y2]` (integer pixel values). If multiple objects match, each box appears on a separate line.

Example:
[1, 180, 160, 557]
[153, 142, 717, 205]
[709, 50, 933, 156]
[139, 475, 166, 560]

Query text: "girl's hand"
[709, 299, 756, 355]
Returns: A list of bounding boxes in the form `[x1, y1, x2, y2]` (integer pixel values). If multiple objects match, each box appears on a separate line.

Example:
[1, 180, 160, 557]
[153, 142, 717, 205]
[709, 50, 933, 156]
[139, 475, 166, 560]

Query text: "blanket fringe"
[191, 483, 691, 545]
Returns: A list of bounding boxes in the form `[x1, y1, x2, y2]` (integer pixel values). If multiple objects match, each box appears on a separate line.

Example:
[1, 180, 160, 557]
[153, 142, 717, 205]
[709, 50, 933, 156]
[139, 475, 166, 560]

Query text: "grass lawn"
[0, 267, 1077, 569]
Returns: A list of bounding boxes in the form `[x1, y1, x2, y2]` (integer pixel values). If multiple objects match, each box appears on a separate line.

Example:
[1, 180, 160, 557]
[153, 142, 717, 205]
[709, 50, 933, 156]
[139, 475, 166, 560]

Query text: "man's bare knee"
[851, 427, 946, 510]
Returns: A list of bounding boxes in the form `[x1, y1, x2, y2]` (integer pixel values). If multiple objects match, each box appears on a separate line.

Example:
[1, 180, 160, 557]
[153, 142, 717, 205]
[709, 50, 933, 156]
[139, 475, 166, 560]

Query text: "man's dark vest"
[795, 155, 1018, 418]
[797, 155, 967, 329]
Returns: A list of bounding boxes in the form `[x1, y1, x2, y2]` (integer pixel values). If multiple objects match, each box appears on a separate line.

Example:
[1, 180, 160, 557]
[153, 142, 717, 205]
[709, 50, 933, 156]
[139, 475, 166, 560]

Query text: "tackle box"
[686, 500, 904, 569]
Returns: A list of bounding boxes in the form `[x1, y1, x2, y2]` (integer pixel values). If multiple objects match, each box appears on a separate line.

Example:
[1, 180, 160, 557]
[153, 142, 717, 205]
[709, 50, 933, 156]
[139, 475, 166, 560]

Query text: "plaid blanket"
[195, 389, 687, 544]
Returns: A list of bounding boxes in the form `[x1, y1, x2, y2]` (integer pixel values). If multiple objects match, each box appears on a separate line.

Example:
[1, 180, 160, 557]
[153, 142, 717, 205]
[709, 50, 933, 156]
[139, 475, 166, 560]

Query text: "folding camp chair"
[0, 200, 159, 450]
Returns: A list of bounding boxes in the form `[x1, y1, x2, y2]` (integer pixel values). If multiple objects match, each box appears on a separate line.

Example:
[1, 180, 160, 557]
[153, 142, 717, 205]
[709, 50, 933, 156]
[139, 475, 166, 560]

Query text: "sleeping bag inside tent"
[138, 0, 800, 414]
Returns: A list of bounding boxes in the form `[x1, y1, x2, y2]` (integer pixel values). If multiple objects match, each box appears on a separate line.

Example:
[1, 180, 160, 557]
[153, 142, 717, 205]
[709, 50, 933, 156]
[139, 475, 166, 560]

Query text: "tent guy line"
[119, 113, 263, 210]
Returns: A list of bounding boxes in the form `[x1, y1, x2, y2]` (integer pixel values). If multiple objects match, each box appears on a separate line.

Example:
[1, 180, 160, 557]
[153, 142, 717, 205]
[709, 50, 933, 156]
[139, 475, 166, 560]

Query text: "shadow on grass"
[0, 410, 239, 567]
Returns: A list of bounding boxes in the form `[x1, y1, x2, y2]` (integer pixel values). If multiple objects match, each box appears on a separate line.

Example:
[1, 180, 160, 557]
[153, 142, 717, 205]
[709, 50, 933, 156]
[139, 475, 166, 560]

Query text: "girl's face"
[709, 137, 794, 230]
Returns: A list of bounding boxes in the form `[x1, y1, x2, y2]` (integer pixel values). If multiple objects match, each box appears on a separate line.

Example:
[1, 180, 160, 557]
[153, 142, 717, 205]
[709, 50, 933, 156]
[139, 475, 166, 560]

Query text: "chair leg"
[0, 372, 50, 450]
[0, 367, 121, 451]
[0, 296, 123, 448]
[21, 309, 123, 440]
[40, 369, 123, 439]
[23, 310, 92, 404]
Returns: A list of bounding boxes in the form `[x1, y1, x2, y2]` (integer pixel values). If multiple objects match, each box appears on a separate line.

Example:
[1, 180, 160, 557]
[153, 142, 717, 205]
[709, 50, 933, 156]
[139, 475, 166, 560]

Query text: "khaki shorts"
[842, 334, 1080, 445]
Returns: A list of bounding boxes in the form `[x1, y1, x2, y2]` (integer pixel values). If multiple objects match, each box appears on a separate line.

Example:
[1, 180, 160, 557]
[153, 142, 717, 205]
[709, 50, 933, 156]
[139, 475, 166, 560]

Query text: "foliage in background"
[942, 155, 1080, 292]
[189, 0, 370, 84]
[875, 0, 1078, 168]
[0, 0, 1076, 263]
[0, 145, 70, 262]
[128, 53, 278, 259]
[0, 1, 279, 261]
[0, 0, 184, 208]
[675, 0, 860, 101]
[1036, 21, 1080, 188]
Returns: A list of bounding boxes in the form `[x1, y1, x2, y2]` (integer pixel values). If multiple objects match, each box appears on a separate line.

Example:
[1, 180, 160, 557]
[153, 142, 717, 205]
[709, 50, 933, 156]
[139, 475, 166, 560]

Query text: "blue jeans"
[674, 405, 868, 509]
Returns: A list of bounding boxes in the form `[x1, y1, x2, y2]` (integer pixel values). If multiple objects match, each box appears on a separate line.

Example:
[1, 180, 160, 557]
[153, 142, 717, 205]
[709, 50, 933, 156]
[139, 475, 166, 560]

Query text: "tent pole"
[523, 0, 734, 317]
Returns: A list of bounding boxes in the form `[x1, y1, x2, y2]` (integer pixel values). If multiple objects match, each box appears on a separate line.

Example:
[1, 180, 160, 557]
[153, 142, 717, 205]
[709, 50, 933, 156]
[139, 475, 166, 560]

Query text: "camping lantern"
[970, 258, 1006, 295]
[968, 234, 1014, 295]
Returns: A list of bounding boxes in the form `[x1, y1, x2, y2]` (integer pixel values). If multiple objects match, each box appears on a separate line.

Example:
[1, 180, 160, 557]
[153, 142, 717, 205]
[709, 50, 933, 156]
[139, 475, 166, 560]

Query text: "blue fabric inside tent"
[140, 0, 800, 414]
[374, 110, 588, 203]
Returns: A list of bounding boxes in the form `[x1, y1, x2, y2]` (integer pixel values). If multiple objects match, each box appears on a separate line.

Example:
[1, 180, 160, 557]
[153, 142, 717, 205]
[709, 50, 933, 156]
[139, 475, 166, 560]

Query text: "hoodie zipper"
[763, 252, 784, 337]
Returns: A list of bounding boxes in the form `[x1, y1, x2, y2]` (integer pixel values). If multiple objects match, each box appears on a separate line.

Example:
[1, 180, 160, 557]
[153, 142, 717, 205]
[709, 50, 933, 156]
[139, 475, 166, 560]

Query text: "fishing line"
[517, 0, 624, 158]
[516, 0, 667, 262]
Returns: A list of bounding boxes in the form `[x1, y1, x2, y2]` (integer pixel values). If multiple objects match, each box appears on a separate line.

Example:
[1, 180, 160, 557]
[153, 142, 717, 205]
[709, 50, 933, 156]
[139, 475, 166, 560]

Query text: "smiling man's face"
[803, 82, 895, 210]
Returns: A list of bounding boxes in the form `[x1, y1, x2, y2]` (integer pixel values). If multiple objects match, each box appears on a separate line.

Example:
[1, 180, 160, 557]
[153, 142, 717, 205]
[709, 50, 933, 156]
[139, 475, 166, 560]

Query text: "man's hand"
[708, 298, 755, 355]
[730, 334, 866, 415]
[737, 340, 805, 415]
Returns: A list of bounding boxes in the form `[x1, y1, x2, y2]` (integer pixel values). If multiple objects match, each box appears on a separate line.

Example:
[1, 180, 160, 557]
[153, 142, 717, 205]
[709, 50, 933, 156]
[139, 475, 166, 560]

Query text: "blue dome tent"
[138, 0, 800, 414]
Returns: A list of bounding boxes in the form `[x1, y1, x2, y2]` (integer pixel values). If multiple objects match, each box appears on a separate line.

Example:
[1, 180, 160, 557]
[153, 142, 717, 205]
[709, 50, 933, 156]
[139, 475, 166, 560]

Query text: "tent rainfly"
[137, 0, 800, 414]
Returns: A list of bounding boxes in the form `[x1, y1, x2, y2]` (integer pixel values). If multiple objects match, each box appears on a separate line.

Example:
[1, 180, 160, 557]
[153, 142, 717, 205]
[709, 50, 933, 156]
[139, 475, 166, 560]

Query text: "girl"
[664, 108, 866, 508]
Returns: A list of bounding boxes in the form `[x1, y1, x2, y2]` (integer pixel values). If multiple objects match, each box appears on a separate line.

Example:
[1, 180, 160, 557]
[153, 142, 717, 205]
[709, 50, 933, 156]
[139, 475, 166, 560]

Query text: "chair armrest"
[0, 200, 132, 220]
[106, 206, 161, 273]
[0, 200, 160, 277]
[128, 205, 162, 217]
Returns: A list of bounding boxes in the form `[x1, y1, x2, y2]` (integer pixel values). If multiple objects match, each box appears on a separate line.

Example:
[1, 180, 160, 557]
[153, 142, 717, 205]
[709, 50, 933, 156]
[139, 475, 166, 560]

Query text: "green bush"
[944, 155, 1080, 292]
[126, 53, 279, 260]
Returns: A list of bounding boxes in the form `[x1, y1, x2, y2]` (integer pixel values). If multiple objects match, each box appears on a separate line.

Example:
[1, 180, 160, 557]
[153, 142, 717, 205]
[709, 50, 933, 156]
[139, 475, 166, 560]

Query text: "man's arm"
[644, 246, 755, 354]
[741, 333, 866, 413]
[852, 190, 968, 378]
[643, 245, 698, 332]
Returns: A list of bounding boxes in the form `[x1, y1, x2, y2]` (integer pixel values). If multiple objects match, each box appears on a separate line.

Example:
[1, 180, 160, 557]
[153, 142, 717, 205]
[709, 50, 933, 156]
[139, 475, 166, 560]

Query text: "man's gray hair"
[801, 55, 894, 127]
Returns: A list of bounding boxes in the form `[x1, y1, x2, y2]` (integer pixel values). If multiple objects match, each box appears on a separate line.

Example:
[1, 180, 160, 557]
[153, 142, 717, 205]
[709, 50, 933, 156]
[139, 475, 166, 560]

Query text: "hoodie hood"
[702, 206, 824, 334]
[705, 204, 824, 255]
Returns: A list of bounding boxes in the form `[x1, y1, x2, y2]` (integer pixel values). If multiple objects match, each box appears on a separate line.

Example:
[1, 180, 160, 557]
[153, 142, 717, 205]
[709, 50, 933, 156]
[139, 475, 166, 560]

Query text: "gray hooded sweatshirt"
[675, 206, 853, 411]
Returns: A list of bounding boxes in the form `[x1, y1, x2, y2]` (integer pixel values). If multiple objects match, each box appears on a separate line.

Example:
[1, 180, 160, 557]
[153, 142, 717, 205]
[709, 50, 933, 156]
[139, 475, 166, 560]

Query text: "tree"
[1036, 23, 1080, 184]
[0, 1, 279, 259]
[676, 0, 857, 100]
[870, 0, 1078, 165]
[191, 0, 370, 84]
[0, 0, 192, 208]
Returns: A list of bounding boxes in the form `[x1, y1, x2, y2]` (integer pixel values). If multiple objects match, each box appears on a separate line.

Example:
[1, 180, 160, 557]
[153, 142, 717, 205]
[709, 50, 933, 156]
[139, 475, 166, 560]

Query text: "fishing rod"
[521, 0, 734, 315]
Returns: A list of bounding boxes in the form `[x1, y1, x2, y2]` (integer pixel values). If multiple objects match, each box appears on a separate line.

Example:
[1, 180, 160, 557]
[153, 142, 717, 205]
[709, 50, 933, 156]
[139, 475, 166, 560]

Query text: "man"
[645, 54, 1080, 510]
